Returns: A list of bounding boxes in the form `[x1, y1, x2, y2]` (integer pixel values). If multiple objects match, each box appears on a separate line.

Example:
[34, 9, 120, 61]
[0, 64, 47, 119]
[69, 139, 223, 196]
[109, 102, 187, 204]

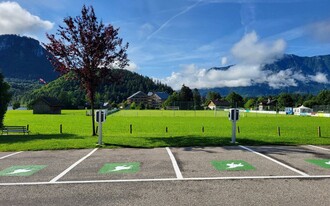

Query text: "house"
[259, 98, 277, 111]
[33, 97, 62, 114]
[208, 99, 230, 110]
[148, 92, 169, 108]
[127, 91, 148, 105]
[127, 91, 170, 109]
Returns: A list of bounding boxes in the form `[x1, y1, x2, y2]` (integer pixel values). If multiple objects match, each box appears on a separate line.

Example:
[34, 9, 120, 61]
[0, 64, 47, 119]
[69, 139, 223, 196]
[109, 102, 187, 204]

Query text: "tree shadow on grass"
[0, 133, 84, 144]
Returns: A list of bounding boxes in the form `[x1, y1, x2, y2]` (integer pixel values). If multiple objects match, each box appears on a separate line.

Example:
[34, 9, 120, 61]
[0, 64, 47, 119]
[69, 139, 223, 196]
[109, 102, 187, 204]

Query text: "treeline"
[21, 69, 173, 109]
[161, 84, 330, 111]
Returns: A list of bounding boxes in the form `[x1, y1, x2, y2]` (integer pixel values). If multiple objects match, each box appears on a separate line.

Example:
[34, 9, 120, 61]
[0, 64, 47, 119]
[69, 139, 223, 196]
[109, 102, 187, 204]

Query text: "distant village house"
[208, 99, 230, 110]
[259, 98, 277, 111]
[127, 91, 169, 109]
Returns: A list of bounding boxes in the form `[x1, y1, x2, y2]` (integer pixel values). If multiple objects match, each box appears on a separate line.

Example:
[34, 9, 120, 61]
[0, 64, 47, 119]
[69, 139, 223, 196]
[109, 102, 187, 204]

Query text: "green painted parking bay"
[249, 146, 330, 176]
[0, 149, 95, 183]
[211, 160, 255, 171]
[306, 159, 330, 169]
[99, 162, 140, 174]
[59, 148, 176, 181]
[170, 146, 300, 178]
[0, 165, 47, 176]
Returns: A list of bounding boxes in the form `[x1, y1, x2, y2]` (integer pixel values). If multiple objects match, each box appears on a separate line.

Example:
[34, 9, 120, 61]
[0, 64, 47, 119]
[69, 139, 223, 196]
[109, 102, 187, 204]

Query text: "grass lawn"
[0, 109, 329, 151]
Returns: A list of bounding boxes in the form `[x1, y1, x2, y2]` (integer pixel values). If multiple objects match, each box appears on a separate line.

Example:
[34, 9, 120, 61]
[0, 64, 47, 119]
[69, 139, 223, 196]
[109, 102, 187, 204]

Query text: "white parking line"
[1, 175, 330, 186]
[0, 151, 23, 160]
[166, 147, 183, 179]
[239, 145, 310, 177]
[307, 145, 330, 151]
[49, 148, 98, 183]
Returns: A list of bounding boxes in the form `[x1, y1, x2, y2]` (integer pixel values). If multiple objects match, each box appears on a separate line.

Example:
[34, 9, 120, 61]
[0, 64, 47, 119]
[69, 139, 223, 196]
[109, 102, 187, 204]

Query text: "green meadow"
[0, 109, 329, 151]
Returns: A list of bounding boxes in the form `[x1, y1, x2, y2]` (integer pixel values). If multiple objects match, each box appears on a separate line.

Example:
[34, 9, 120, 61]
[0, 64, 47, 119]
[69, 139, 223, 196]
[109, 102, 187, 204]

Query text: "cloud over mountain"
[162, 31, 329, 90]
[162, 31, 287, 89]
[0, 2, 53, 36]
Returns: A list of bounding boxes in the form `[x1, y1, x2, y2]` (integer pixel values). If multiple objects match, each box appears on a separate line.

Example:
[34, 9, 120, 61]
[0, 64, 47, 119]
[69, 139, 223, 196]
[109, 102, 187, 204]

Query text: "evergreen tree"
[0, 72, 11, 128]
[179, 84, 193, 102]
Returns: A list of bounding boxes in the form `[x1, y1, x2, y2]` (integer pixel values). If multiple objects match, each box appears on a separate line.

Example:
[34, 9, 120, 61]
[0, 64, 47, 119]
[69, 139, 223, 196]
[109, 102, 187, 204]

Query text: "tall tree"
[44, 5, 129, 136]
[205, 91, 222, 105]
[193, 88, 202, 110]
[179, 84, 193, 101]
[0, 72, 11, 128]
[226, 92, 244, 107]
[316, 90, 330, 105]
[277, 93, 294, 108]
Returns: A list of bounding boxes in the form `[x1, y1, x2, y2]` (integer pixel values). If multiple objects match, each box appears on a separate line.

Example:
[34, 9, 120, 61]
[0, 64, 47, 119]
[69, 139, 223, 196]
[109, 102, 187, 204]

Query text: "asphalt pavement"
[0, 145, 330, 205]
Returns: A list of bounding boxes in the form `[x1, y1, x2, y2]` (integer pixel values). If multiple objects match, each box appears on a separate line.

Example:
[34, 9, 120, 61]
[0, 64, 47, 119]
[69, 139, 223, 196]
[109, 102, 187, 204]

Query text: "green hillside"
[23, 70, 173, 108]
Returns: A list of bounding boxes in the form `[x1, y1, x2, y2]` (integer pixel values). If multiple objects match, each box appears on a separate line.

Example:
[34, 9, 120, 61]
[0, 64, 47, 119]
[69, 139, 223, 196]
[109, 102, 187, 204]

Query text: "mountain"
[205, 54, 330, 96]
[0, 34, 58, 81]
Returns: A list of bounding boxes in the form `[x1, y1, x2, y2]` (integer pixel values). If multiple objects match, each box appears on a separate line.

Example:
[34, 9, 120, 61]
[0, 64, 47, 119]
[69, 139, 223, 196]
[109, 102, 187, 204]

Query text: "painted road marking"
[307, 145, 330, 151]
[166, 147, 183, 179]
[306, 159, 330, 168]
[99, 162, 140, 174]
[212, 160, 255, 171]
[239, 145, 310, 177]
[49, 148, 98, 183]
[1, 175, 330, 186]
[0, 151, 23, 160]
[0, 165, 46, 176]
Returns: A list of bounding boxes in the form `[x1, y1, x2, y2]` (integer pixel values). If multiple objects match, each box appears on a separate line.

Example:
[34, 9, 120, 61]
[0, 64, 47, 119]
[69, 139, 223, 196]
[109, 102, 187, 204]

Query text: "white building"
[293, 105, 313, 115]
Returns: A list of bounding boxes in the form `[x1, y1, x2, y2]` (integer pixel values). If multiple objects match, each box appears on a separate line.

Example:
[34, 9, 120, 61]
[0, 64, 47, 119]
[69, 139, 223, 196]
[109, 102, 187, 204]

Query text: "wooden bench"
[1, 126, 29, 135]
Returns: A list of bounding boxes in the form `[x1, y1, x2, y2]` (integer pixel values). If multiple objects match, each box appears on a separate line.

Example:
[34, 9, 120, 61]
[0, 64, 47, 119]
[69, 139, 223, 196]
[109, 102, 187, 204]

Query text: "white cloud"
[0, 1, 53, 35]
[161, 31, 329, 90]
[221, 57, 228, 66]
[124, 62, 139, 72]
[308, 72, 329, 84]
[265, 69, 298, 89]
[231, 31, 286, 65]
[162, 31, 287, 89]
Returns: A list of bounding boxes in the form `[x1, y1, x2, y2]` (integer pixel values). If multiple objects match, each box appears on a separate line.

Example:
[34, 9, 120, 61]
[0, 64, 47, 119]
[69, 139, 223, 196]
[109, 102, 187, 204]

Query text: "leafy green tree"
[193, 88, 202, 110]
[303, 99, 318, 108]
[44, 5, 129, 136]
[225, 92, 244, 107]
[130, 102, 136, 110]
[137, 102, 145, 110]
[163, 92, 179, 108]
[0, 72, 11, 128]
[277, 93, 294, 108]
[244, 98, 256, 109]
[205, 91, 221, 104]
[316, 90, 330, 105]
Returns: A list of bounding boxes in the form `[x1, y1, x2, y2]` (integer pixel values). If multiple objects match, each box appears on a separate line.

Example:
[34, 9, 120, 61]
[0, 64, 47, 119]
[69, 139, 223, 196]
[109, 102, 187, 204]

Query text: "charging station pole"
[229, 108, 239, 143]
[98, 111, 103, 145]
[231, 109, 237, 143]
[96, 110, 106, 146]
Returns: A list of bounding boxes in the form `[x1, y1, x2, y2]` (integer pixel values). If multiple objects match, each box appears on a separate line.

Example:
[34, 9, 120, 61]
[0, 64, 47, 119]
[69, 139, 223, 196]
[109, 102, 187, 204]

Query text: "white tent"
[293, 105, 313, 115]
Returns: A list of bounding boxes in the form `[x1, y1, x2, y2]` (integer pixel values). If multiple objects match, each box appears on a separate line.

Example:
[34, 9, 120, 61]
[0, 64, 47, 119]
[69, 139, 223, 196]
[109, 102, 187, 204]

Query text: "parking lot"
[0, 145, 329, 185]
[1, 145, 330, 205]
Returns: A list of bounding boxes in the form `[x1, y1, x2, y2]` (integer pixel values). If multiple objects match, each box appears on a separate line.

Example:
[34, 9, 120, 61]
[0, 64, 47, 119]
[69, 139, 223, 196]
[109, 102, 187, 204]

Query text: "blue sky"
[1, 0, 330, 89]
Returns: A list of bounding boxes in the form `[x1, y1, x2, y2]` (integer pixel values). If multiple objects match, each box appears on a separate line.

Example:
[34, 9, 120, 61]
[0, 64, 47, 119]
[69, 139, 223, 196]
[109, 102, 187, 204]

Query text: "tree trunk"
[91, 101, 96, 136]
[90, 89, 97, 136]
